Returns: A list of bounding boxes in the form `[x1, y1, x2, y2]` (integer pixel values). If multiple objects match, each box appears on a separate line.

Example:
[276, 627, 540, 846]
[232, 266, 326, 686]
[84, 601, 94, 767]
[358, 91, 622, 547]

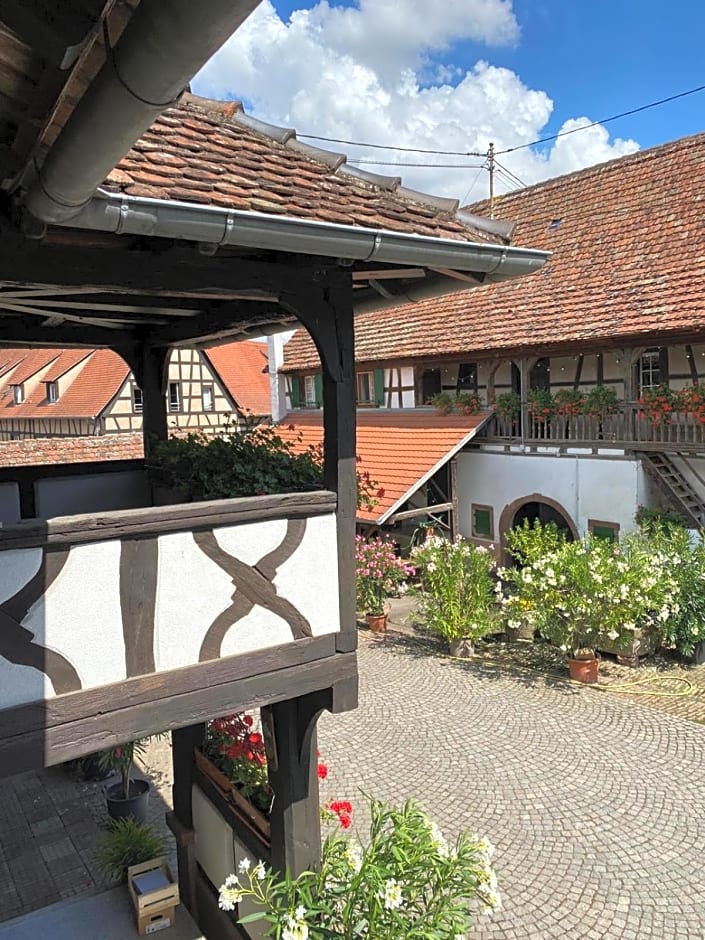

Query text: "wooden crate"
[127, 856, 180, 936]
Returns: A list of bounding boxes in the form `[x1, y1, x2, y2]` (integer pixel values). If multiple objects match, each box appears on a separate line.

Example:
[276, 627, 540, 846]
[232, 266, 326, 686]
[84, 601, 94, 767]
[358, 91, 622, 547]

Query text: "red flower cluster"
[327, 799, 353, 829]
[317, 761, 328, 779]
[214, 714, 267, 767]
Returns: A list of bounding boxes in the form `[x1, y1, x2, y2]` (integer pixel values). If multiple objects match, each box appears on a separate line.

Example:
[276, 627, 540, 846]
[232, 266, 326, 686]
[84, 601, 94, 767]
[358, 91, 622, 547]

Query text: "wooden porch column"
[168, 723, 205, 919]
[119, 344, 170, 458]
[288, 277, 358, 654]
[484, 360, 502, 407]
[621, 347, 646, 440]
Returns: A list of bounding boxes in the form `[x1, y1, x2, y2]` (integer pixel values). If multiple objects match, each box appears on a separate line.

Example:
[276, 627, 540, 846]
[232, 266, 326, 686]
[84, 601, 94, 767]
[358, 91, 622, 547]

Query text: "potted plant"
[494, 390, 521, 424]
[197, 711, 330, 844]
[638, 384, 679, 426]
[455, 390, 482, 415]
[583, 385, 619, 417]
[430, 391, 454, 414]
[99, 818, 165, 883]
[99, 738, 154, 824]
[527, 388, 554, 423]
[355, 535, 415, 632]
[218, 794, 500, 938]
[678, 382, 705, 424]
[411, 535, 501, 656]
[553, 388, 585, 417]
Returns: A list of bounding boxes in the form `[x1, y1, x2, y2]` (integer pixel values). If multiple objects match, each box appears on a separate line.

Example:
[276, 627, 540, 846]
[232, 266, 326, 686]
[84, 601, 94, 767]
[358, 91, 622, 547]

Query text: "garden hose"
[382, 632, 697, 698]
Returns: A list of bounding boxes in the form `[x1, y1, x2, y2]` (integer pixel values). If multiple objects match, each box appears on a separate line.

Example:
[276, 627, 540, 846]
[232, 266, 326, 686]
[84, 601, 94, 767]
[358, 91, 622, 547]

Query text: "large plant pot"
[505, 621, 534, 643]
[568, 654, 599, 684]
[694, 641, 705, 666]
[365, 613, 388, 633]
[596, 624, 659, 665]
[448, 637, 475, 658]
[194, 748, 271, 843]
[106, 778, 150, 824]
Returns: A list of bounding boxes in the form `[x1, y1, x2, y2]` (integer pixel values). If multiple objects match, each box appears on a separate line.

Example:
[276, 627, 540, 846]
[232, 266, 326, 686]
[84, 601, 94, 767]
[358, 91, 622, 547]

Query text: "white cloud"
[194, 0, 639, 202]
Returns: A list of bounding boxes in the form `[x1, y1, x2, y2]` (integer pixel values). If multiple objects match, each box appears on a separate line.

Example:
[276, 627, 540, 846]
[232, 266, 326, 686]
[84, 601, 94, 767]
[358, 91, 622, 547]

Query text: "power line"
[494, 158, 526, 188]
[296, 81, 705, 159]
[347, 159, 486, 169]
[496, 82, 705, 155]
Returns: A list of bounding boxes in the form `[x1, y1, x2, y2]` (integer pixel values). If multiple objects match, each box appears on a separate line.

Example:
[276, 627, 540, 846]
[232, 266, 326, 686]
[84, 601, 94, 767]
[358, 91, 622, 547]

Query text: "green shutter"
[591, 524, 617, 543]
[374, 368, 385, 407]
[290, 377, 301, 408]
[473, 508, 491, 538]
[314, 374, 323, 408]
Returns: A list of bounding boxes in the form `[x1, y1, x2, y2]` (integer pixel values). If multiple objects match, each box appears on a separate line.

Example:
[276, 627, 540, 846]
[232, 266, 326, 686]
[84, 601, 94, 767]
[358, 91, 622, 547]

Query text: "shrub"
[527, 388, 553, 421]
[355, 536, 415, 616]
[494, 391, 521, 421]
[99, 819, 165, 882]
[583, 385, 619, 417]
[553, 389, 585, 416]
[505, 518, 567, 567]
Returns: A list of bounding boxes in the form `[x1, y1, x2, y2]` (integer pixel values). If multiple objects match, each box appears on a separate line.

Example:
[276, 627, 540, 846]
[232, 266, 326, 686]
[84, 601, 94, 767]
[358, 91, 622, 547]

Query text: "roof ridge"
[466, 129, 705, 212]
[179, 91, 504, 238]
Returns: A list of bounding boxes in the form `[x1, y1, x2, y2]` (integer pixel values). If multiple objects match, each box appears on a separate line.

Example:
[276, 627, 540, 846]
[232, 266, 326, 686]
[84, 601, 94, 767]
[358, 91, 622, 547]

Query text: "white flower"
[238, 857, 251, 873]
[380, 878, 404, 910]
[426, 561, 437, 572]
[218, 876, 243, 911]
[282, 911, 309, 940]
[295, 905, 306, 921]
[345, 842, 363, 873]
[252, 861, 266, 881]
[477, 836, 495, 861]
[606, 629, 619, 640]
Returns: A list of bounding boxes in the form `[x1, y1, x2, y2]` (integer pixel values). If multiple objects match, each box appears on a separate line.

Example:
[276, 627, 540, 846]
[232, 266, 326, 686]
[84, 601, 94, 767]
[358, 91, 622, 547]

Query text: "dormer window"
[12, 384, 23, 404]
[46, 381, 59, 403]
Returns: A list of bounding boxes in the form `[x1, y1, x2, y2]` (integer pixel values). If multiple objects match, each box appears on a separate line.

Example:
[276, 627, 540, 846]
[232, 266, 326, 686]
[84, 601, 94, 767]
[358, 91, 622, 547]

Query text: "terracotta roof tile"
[203, 340, 270, 417]
[282, 132, 705, 370]
[0, 348, 129, 418]
[105, 94, 501, 245]
[275, 410, 490, 523]
[0, 434, 144, 468]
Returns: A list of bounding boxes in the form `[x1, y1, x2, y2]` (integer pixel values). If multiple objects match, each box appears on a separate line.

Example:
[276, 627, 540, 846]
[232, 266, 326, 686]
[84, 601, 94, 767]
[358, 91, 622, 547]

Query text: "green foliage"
[650, 527, 705, 657]
[552, 389, 585, 416]
[493, 391, 521, 421]
[218, 794, 500, 938]
[411, 536, 500, 641]
[99, 819, 165, 882]
[147, 424, 323, 501]
[583, 385, 619, 416]
[431, 391, 482, 415]
[98, 740, 150, 801]
[635, 504, 689, 535]
[505, 519, 567, 567]
[527, 388, 554, 420]
[204, 714, 271, 814]
[638, 385, 679, 425]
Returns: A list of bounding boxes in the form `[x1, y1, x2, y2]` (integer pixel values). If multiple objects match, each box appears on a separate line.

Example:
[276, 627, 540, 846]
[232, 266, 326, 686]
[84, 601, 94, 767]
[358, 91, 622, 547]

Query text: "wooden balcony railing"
[0, 491, 341, 717]
[481, 403, 705, 452]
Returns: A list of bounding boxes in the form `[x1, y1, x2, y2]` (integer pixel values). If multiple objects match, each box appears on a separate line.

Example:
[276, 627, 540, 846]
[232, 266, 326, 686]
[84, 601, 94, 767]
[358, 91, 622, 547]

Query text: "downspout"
[23, 0, 263, 225]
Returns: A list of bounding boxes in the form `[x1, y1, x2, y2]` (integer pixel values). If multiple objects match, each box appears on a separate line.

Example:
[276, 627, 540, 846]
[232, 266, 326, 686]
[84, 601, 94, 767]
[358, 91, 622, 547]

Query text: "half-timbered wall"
[104, 349, 236, 433]
[0, 493, 340, 713]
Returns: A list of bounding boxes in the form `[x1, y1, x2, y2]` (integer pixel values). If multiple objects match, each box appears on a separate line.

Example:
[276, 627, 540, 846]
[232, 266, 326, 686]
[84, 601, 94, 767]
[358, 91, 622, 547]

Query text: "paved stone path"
[318, 632, 705, 939]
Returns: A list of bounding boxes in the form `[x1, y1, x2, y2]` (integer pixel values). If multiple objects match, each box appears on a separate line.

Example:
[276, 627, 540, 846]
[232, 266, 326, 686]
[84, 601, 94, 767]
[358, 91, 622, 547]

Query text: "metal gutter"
[59, 191, 550, 292]
[24, 0, 263, 224]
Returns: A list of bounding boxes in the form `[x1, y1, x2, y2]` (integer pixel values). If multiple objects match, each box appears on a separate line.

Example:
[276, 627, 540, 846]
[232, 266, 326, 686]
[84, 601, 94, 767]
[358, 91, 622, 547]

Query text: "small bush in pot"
[494, 390, 521, 422]
[411, 535, 500, 653]
[99, 818, 165, 882]
[355, 535, 415, 618]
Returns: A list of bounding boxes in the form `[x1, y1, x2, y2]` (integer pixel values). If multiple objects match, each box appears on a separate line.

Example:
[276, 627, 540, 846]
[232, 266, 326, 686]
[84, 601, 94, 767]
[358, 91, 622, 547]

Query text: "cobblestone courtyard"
[318, 633, 705, 939]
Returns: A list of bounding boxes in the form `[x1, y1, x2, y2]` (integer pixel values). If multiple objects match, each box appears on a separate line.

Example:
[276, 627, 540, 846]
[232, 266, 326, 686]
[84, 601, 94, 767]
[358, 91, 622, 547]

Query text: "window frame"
[46, 381, 59, 403]
[471, 503, 494, 540]
[356, 370, 375, 405]
[588, 519, 620, 543]
[202, 383, 214, 412]
[12, 384, 24, 404]
[168, 381, 182, 413]
[637, 348, 666, 394]
[132, 385, 143, 413]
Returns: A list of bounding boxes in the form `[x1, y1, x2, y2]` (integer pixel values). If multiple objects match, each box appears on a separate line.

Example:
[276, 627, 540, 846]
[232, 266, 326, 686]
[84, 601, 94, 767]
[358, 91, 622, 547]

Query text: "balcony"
[481, 402, 705, 453]
[0, 490, 355, 772]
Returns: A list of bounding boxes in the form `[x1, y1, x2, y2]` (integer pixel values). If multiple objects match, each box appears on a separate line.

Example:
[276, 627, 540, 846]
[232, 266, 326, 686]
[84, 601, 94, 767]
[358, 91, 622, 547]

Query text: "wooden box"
[128, 856, 180, 936]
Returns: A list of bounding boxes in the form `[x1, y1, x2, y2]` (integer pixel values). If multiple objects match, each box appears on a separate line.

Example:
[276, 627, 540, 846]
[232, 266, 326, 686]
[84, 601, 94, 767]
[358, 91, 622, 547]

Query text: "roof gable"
[203, 340, 271, 417]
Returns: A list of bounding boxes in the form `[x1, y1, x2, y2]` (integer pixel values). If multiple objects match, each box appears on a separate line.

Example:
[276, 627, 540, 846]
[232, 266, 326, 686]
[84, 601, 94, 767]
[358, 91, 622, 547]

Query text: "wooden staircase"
[638, 452, 705, 528]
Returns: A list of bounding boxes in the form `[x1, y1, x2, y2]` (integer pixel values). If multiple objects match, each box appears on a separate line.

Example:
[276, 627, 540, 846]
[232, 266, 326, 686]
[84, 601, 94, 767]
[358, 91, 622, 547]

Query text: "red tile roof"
[105, 94, 501, 244]
[204, 340, 270, 416]
[0, 348, 60, 385]
[275, 409, 491, 523]
[0, 434, 144, 467]
[282, 132, 705, 370]
[0, 348, 129, 418]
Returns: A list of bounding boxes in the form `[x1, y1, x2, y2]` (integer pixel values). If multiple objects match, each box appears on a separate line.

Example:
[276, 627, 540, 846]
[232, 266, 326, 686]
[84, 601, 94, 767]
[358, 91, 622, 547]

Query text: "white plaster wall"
[0, 482, 20, 524]
[457, 450, 643, 540]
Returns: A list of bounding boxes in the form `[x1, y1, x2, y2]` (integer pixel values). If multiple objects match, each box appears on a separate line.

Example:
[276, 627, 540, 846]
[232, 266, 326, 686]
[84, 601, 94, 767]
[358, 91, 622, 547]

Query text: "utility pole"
[488, 141, 495, 218]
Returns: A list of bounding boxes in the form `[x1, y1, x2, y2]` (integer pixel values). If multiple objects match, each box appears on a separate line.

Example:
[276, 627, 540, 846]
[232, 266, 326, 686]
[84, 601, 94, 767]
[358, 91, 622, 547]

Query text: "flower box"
[194, 747, 271, 843]
[596, 623, 660, 665]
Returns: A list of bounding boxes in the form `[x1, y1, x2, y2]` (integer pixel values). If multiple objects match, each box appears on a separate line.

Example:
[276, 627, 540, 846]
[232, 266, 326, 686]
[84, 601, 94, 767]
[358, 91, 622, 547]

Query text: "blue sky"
[194, 0, 705, 198]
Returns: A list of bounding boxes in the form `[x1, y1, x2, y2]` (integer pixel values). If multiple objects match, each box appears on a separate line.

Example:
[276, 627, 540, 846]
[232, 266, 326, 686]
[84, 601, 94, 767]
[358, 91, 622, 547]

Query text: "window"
[356, 371, 374, 404]
[11, 385, 23, 404]
[46, 382, 58, 403]
[529, 357, 550, 391]
[421, 368, 441, 403]
[202, 384, 214, 412]
[132, 386, 143, 413]
[168, 381, 182, 412]
[471, 504, 494, 540]
[303, 375, 317, 407]
[457, 362, 478, 393]
[637, 349, 667, 393]
[588, 520, 620, 543]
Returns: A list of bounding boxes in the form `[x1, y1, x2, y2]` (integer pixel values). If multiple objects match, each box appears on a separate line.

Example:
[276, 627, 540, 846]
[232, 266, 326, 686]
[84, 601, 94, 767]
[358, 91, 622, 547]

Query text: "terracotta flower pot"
[365, 613, 388, 633]
[568, 654, 599, 684]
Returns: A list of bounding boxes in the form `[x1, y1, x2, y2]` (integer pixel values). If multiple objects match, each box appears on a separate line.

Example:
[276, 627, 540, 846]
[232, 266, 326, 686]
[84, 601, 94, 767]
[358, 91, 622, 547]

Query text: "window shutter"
[290, 378, 301, 408]
[314, 374, 323, 408]
[659, 347, 669, 386]
[374, 369, 385, 406]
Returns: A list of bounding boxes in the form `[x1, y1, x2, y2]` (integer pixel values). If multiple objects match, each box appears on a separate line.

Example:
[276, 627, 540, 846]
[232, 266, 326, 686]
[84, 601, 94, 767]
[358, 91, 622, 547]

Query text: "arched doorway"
[499, 494, 578, 565]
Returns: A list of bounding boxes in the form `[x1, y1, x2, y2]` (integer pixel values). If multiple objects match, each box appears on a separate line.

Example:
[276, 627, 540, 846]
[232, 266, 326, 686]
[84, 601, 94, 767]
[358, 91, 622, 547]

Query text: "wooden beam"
[149, 303, 287, 348]
[171, 723, 205, 918]
[450, 459, 459, 540]
[0, 1, 94, 66]
[0, 645, 357, 776]
[388, 502, 453, 523]
[352, 268, 426, 281]
[0, 491, 337, 550]
[428, 266, 483, 285]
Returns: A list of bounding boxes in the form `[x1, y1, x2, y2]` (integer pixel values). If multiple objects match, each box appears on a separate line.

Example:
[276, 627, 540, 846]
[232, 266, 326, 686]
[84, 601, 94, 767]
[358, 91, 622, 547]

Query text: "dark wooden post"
[287, 276, 358, 654]
[449, 457, 459, 539]
[118, 343, 170, 459]
[167, 723, 205, 919]
[264, 694, 323, 877]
